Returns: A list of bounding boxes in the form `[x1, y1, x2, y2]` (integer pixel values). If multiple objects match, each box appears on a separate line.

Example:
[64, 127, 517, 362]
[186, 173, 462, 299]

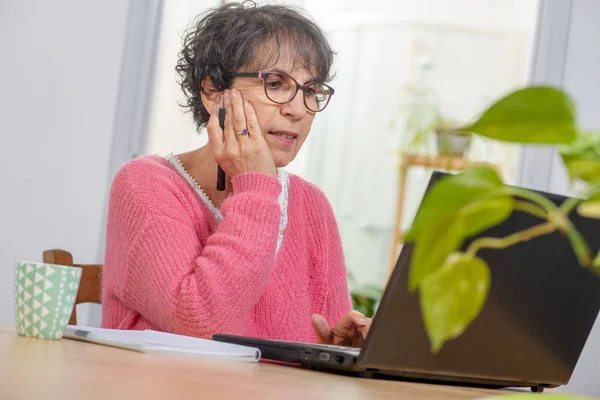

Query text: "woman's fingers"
[359, 317, 372, 339]
[206, 98, 224, 149]
[312, 311, 369, 347]
[336, 310, 367, 331]
[329, 311, 368, 347]
[244, 99, 260, 140]
[212, 87, 276, 177]
[312, 314, 332, 344]
[230, 89, 248, 137]
[222, 89, 238, 153]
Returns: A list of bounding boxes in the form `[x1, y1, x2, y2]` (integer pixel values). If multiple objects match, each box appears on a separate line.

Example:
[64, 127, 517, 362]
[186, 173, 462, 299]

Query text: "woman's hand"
[207, 88, 277, 178]
[312, 311, 372, 347]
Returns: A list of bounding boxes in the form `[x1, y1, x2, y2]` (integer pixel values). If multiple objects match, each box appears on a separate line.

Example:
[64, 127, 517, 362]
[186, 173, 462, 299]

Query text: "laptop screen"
[359, 171, 600, 386]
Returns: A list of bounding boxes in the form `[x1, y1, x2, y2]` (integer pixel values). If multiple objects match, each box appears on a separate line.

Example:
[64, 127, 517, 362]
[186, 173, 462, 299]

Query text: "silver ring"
[235, 129, 249, 136]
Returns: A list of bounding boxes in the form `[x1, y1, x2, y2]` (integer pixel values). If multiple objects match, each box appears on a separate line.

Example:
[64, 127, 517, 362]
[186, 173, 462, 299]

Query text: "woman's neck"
[176, 146, 232, 208]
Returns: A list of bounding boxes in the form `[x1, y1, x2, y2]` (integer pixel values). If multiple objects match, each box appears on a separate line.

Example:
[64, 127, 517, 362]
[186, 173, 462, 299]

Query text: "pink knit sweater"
[101, 155, 352, 342]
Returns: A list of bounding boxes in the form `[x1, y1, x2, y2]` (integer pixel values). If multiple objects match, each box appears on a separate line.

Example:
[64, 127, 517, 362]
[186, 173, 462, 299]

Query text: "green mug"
[13, 261, 82, 339]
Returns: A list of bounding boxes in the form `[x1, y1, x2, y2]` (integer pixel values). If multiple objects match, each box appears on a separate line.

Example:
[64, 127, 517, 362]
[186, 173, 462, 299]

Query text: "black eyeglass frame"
[228, 72, 335, 112]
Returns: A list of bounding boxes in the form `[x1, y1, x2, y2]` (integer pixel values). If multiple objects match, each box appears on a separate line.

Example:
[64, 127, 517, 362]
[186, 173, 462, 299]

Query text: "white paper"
[63, 325, 261, 362]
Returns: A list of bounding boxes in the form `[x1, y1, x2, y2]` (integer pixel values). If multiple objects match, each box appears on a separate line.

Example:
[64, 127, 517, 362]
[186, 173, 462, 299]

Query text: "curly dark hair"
[175, 1, 335, 131]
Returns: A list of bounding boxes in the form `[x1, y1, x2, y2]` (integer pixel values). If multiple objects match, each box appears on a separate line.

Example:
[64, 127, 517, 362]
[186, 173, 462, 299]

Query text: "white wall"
[146, 0, 217, 156]
[548, 0, 600, 397]
[548, 0, 600, 197]
[0, 0, 131, 326]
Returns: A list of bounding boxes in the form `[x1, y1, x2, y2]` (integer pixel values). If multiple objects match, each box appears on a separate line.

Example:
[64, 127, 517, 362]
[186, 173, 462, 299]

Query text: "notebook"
[63, 325, 261, 362]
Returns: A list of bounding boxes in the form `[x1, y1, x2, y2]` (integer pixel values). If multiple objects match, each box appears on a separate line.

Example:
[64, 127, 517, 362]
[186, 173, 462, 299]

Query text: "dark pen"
[217, 95, 226, 191]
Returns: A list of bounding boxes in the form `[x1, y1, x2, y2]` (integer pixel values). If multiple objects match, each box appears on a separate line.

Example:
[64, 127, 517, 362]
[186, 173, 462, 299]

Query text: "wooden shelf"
[387, 153, 501, 277]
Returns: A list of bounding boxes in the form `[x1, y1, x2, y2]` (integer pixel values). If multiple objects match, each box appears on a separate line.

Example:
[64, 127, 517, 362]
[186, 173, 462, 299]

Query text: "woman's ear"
[200, 77, 222, 115]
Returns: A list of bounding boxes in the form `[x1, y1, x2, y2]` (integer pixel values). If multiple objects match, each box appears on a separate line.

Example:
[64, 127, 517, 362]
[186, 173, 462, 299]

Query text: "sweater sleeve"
[307, 185, 353, 326]
[105, 165, 282, 338]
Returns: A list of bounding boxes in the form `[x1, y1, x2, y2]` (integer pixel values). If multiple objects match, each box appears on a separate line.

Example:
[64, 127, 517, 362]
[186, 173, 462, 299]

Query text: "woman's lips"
[269, 131, 298, 146]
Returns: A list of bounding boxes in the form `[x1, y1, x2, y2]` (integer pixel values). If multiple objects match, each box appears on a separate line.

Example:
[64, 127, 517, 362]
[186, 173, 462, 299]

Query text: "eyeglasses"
[229, 71, 335, 112]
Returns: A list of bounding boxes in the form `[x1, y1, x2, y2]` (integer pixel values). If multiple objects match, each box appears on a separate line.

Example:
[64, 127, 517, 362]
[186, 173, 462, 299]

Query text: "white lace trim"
[166, 153, 222, 221]
[165, 153, 289, 254]
[276, 169, 289, 253]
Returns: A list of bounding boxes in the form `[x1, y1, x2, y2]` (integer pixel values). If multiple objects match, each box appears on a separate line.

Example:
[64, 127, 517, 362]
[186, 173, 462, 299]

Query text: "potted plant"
[434, 123, 472, 157]
[404, 86, 600, 355]
[395, 86, 472, 158]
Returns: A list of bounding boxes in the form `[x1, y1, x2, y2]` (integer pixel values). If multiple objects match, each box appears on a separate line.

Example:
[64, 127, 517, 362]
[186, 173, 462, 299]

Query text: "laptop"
[213, 171, 600, 392]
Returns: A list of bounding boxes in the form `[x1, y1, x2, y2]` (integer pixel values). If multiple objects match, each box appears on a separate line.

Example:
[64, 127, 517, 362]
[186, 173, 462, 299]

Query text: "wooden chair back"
[42, 249, 102, 326]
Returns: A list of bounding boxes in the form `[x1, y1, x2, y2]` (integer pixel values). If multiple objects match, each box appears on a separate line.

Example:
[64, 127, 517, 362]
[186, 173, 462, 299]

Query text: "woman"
[101, 1, 371, 346]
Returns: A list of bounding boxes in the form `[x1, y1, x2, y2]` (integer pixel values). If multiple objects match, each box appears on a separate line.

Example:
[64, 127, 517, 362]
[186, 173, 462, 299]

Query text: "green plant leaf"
[410, 218, 464, 292]
[558, 131, 600, 157]
[578, 201, 600, 218]
[462, 87, 577, 144]
[420, 252, 490, 353]
[558, 131, 600, 183]
[406, 167, 512, 290]
[406, 166, 505, 240]
[459, 197, 514, 238]
[577, 185, 600, 218]
[594, 250, 600, 268]
[563, 158, 600, 183]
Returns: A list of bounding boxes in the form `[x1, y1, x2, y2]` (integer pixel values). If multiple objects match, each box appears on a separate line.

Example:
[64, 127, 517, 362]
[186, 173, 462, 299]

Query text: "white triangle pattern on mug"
[16, 262, 82, 338]
[16, 263, 48, 338]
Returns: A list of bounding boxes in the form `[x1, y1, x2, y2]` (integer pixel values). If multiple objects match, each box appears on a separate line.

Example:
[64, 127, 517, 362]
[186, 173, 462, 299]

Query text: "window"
[144, 0, 540, 290]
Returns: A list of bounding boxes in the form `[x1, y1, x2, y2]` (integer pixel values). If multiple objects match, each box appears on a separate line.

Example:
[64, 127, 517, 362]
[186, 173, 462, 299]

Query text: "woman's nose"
[281, 91, 308, 119]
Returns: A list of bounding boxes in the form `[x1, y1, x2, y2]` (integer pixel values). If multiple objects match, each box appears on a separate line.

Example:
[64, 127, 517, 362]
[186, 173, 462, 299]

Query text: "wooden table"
[0, 325, 517, 400]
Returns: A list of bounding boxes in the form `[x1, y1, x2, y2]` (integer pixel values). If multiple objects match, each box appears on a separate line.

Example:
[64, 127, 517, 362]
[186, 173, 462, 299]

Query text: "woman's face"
[231, 63, 318, 168]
